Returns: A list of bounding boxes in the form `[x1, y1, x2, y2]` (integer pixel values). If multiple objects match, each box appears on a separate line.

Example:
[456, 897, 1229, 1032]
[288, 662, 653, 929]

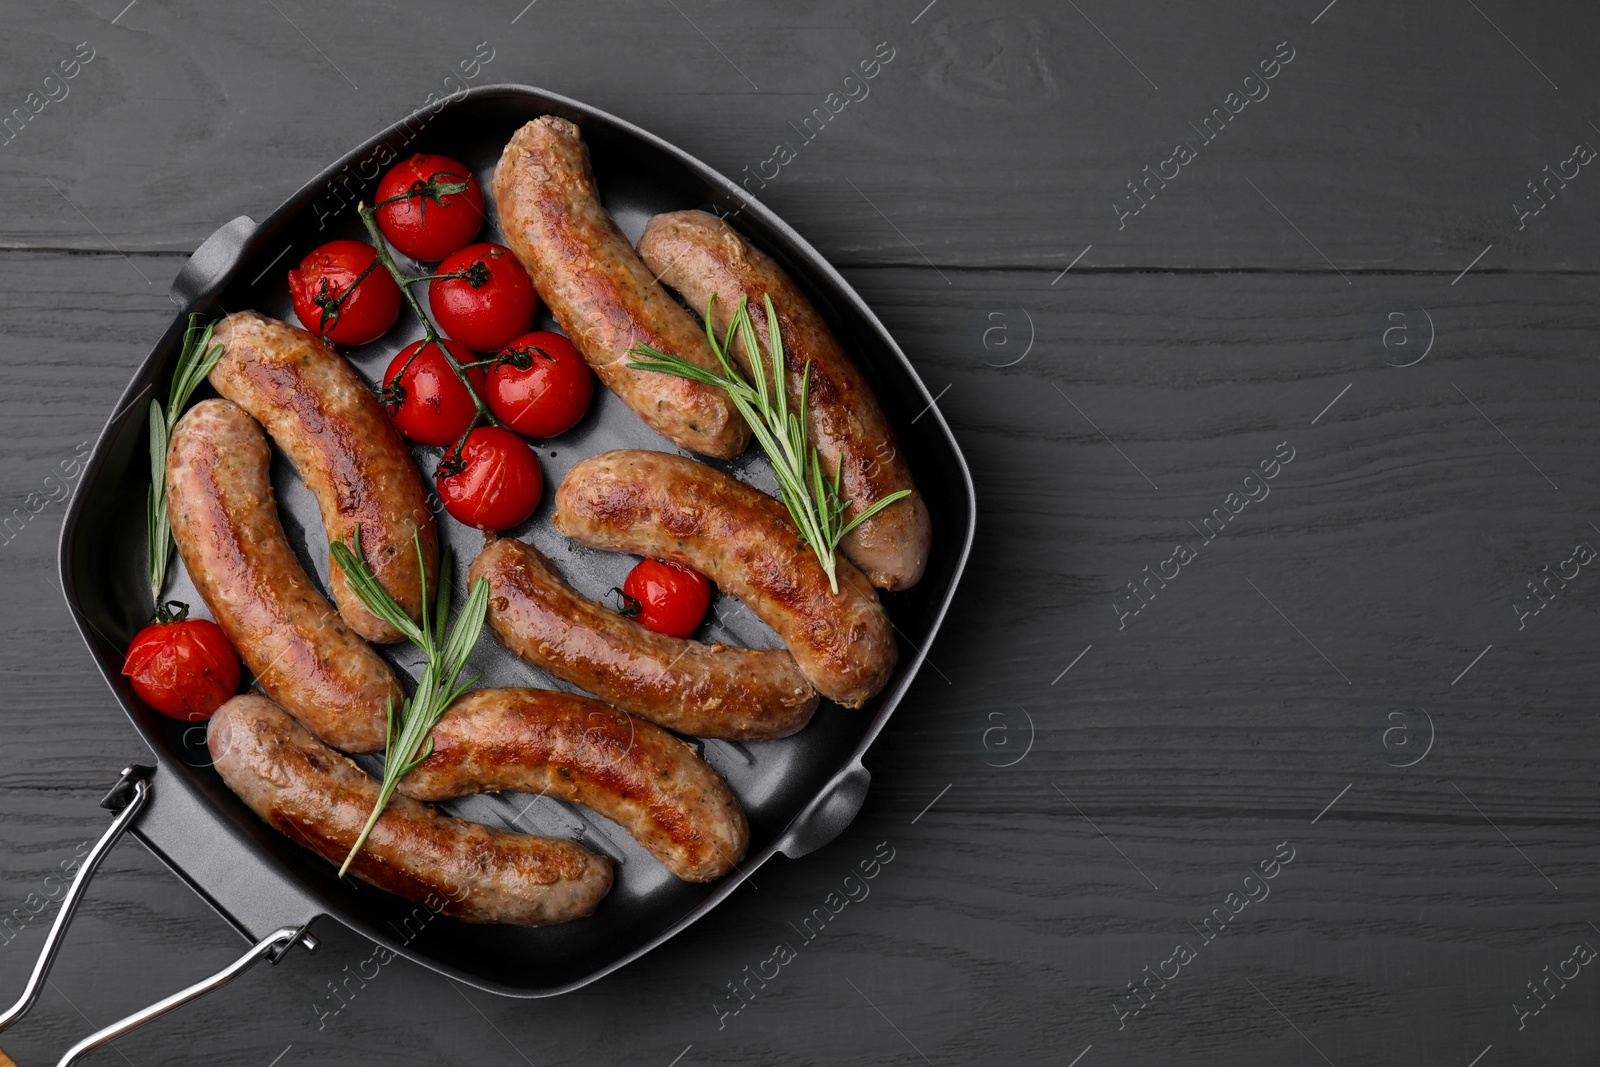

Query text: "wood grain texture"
[0, 0, 1597, 1065]
[1, 1, 1598, 271]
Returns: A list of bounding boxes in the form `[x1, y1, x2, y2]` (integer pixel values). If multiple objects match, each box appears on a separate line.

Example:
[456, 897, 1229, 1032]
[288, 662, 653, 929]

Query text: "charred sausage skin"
[209, 694, 613, 926]
[491, 117, 749, 458]
[637, 210, 931, 591]
[209, 310, 437, 644]
[553, 450, 896, 708]
[167, 399, 395, 752]
[402, 688, 749, 882]
[469, 538, 818, 740]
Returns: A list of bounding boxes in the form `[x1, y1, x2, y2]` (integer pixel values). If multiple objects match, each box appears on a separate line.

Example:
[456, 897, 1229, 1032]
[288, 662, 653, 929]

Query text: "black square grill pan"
[26, 84, 972, 1059]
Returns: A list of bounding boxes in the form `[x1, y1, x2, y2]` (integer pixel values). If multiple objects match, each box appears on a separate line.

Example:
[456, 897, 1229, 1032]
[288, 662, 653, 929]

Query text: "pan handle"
[0, 766, 153, 1033]
[0, 766, 317, 1055]
[169, 214, 257, 308]
[55, 924, 306, 1067]
[776, 760, 872, 860]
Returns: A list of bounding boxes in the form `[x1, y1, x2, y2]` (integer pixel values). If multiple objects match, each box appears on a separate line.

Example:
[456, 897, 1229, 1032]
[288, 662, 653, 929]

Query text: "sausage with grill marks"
[638, 209, 931, 590]
[469, 537, 818, 740]
[553, 450, 896, 708]
[400, 688, 748, 882]
[209, 694, 612, 925]
[208, 310, 437, 645]
[166, 399, 394, 752]
[491, 117, 749, 458]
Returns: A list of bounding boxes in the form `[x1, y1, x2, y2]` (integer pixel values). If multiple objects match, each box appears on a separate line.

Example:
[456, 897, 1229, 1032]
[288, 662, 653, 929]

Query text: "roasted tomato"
[484, 332, 593, 438]
[435, 426, 543, 530]
[286, 240, 401, 346]
[618, 559, 711, 638]
[428, 243, 538, 353]
[121, 605, 241, 722]
[374, 154, 484, 261]
[381, 339, 488, 447]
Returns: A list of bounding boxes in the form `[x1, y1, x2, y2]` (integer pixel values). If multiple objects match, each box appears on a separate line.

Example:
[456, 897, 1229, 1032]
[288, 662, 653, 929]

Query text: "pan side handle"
[0, 766, 319, 1056]
[169, 215, 257, 309]
[776, 760, 872, 860]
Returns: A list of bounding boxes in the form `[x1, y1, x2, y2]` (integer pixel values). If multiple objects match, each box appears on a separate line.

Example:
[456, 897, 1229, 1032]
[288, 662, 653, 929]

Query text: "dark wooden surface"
[1, 1, 1598, 1064]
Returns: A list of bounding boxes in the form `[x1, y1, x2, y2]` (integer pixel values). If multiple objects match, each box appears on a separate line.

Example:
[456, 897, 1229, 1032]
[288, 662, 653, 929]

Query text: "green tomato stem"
[356, 202, 501, 430]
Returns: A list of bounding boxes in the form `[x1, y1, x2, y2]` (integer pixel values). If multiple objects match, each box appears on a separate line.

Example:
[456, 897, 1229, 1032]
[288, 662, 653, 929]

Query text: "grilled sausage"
[553, 450, 896, 708]
[491, 117, 749, 458]
[401, 688, 748, 882]
[638, 210, 932, 590]
[468, 538, 818, 740]
[210, 695, 611, 925]
[167, 400, 394, 752]
[209, 310, 437, 644]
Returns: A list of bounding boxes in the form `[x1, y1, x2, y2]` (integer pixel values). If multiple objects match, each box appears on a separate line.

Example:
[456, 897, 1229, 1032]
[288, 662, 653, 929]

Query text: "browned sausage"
[553, 450, 896, 708]
[468, 538, 817, 740]
[209, 695, 611, 925]
[400, 688, 748, 882]
[491, 117, 749, 459]
[638, 210, 932, 590]
[209, 310, 437, 644]
[167, 400, 394, 752]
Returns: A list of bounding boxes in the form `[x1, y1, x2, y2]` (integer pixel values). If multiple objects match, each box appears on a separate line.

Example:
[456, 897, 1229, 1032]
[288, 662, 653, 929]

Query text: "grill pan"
[32, 84, 973, 1056]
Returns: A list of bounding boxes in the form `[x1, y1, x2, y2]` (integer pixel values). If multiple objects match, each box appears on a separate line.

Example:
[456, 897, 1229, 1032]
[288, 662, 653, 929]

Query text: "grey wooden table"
[1, 1, 1598, 1064]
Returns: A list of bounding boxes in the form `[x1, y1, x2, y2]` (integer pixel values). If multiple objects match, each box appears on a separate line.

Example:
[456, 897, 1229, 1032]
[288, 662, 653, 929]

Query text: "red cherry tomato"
[435, 426, 543, 530]
[121, 608, 241, 722]
[374, 154, 484, 261]
[429, 243, 538, 352]
[485, 332, 594, 438]
[286, 240, 401, 346]
[381, 339, 487, 446]
[619, 559, 711, 638]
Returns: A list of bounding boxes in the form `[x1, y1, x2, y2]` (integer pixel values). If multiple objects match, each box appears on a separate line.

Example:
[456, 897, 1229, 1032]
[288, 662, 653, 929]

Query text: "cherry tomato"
[619, 559, 711, 638]
[374, 154, 484, 261]
[435, 426, 543, 530]
[381, 339, 488, 446]
[485, 332, 594, 438]
[429, 243, 538, 353]
[287, 240, 401, 346]
[121, 607, 240, 722]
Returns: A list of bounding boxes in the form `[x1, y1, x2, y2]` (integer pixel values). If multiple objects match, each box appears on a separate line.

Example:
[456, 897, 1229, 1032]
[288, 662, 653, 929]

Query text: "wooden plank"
[0, 1, 1597, 272]
[0, 811, 1595, 1065]
[7, 257, 1600, 821]
[0, 252, 1596, 1062]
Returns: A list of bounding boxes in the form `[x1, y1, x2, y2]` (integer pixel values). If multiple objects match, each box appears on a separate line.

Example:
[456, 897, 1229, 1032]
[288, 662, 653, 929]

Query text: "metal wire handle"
[55, 925, 306, 1067]
[0, 766, 153, 1033]
[0, 765, 316, 1061]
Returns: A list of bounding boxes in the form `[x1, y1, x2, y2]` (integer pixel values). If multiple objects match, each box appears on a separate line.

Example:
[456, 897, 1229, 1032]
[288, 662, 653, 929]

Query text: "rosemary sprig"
[147, 314, 225, 601]
[627, 294, 909, 593]
[329, 527, 489, 876]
